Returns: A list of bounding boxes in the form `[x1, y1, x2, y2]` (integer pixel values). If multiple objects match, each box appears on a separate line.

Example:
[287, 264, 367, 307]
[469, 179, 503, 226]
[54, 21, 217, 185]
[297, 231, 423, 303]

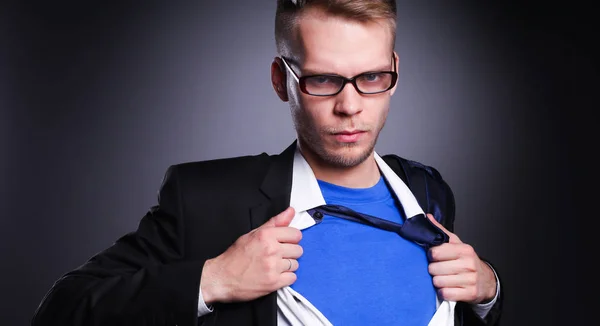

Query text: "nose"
[333, 82, 363, 116]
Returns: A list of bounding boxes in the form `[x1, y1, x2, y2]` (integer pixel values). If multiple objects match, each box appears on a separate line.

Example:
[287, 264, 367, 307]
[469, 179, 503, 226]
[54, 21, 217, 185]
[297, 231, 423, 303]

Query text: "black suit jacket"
[32, 141, 502, 326]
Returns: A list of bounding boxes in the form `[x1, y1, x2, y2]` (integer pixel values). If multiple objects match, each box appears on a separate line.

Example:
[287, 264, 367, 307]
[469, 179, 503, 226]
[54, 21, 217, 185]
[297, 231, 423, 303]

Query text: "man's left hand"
[426, 214, 497, 304]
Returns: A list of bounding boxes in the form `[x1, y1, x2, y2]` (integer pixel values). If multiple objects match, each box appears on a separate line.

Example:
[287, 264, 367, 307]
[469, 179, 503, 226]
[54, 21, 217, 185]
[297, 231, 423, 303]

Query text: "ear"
[389, 51, 400, 97]
[271, 57, 289, 102]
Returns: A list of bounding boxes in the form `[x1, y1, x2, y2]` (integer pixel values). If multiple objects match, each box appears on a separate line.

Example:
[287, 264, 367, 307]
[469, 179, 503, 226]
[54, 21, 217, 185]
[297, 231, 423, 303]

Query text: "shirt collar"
[289, 144, 425, 230]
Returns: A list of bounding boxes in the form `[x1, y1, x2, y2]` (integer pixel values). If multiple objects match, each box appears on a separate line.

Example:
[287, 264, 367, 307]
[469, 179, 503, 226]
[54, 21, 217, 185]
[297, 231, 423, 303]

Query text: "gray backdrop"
[3, 1, 595, 325]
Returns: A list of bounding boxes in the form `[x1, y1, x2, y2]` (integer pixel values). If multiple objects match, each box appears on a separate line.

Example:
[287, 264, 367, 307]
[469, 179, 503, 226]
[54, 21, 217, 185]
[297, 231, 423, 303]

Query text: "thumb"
[426, 213, 461, 243]
[259, 206, 296, 229]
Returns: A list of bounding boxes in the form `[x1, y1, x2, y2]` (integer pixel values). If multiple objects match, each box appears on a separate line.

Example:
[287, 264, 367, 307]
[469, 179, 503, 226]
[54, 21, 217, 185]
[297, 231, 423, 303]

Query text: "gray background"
[3, 1, 595, 325]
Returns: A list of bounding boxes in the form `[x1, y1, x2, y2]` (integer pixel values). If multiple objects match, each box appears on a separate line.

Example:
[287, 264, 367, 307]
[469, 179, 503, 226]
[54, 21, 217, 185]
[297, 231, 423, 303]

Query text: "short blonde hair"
[275, 0, 397, 55]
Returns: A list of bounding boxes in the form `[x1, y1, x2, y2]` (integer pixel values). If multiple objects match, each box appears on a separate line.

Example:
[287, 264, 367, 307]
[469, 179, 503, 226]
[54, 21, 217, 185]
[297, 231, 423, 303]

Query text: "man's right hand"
[200, 206, 303, 304]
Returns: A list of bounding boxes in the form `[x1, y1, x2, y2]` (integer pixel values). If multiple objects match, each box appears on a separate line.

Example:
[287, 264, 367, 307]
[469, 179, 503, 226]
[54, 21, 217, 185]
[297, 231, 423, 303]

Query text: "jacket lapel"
[249, 141, 297, 326]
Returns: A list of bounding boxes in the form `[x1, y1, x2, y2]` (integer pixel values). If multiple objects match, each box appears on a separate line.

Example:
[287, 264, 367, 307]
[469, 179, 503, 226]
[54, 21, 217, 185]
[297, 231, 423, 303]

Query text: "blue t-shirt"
[290, 176, 437, 325]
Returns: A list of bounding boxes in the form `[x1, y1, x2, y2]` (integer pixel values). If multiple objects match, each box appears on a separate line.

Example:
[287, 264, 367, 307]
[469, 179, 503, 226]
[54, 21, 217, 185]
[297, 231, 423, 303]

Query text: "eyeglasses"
[280, 54, 398, 96]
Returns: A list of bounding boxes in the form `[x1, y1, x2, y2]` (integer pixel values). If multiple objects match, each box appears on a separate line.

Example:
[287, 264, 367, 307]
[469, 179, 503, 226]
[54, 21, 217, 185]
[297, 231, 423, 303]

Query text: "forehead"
[293, 8, 393, 74]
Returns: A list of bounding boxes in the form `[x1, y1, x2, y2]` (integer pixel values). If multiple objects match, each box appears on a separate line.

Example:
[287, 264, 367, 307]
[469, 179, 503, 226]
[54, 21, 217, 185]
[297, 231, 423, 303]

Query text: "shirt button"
[313, 211, 323, 220]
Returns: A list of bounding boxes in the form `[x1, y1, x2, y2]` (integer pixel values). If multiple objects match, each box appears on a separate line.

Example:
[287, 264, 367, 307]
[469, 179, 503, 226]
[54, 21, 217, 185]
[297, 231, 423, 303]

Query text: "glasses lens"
[303, 76, 344, 96]
[356, 73, 394, 94]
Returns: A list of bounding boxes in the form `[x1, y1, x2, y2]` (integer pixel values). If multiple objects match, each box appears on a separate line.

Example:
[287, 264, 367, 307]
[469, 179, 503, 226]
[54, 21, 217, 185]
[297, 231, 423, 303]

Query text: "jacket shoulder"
[381, 153, 456, 231]
[381, 153, 445, 183]
[155, 152, 274, 202]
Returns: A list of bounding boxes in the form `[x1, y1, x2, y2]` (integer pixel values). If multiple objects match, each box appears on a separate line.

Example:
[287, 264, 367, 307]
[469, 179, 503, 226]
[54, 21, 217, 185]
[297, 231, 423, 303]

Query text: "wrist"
[481, 261, 498, 302]
[200, 258, 227, 304]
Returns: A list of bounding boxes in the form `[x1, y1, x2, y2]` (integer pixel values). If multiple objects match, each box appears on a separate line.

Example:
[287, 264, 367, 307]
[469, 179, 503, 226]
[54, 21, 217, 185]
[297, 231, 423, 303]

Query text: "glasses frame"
[280, 54, 398, 96]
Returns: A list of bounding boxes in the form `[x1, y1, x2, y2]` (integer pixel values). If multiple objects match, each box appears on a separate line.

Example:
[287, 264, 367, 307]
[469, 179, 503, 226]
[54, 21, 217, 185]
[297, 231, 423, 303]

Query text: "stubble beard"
[296, 120, 383, 169]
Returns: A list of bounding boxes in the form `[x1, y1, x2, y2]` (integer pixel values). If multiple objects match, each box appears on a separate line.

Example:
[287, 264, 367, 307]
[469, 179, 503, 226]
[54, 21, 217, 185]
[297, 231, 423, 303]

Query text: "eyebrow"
[302, 63, 392, 76]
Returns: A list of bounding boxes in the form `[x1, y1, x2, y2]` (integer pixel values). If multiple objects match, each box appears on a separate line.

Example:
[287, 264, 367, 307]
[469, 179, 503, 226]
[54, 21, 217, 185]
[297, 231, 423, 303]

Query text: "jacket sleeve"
[31, 165, 204, 326]
[385, 154, 504, 326]
[456, 259, 504, 326]
[419, 164, 503, 326]
[425, 165, 503, 326]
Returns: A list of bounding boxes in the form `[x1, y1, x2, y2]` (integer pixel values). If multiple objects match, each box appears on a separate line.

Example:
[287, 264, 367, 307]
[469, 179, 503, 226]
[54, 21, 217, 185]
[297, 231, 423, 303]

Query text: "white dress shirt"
[199, 146, 500, 325]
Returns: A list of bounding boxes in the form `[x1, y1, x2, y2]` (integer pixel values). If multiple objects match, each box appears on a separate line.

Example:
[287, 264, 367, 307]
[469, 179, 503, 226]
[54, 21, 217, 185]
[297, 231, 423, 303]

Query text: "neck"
[298, 142, 381, 189]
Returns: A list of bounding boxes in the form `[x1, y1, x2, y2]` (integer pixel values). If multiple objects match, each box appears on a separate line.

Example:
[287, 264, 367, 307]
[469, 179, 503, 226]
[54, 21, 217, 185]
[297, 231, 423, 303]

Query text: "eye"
[363, 73, 381, 82]
[313, 76, 332, 84]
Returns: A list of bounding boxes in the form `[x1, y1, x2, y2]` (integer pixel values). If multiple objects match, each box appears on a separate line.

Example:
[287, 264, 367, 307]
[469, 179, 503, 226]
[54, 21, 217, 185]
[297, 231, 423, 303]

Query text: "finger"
[274, 227, 302, 244]
[259, 207, 296, 229]
[273, 206, 296, 227]
[280, 243, 303, 259]
[426, 213, 461, 243]
[278, 258, 299, 272]
[276, 271, 298, 288]
[427, 243, 463, 262]
[432, 273, 475, 289]
[437, 287, 473, 302]
[428, 259, 477, 276]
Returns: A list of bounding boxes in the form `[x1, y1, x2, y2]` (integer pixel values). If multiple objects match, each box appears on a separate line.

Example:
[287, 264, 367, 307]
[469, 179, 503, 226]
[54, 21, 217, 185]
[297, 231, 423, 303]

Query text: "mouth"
[332, 130, 366, 143]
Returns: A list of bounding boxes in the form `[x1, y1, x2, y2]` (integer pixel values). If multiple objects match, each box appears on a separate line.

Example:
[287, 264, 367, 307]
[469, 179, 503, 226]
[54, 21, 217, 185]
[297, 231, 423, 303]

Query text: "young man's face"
[284, 8, 398, 168]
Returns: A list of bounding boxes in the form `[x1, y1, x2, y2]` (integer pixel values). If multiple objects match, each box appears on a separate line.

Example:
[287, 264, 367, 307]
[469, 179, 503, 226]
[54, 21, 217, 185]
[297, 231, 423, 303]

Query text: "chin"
[298, 134, 375, 168]
[320, 143, 374, 168]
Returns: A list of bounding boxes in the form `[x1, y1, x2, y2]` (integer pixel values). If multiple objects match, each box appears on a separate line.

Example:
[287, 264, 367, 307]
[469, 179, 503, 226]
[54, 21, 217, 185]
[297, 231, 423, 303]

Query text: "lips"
[333, 130, 365, 143]
[336, 130, 362, 135]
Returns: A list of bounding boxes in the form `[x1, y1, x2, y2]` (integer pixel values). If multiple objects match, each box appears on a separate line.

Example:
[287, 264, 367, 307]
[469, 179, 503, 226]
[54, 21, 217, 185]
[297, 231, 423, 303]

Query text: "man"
[32, 1, 502, 325]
